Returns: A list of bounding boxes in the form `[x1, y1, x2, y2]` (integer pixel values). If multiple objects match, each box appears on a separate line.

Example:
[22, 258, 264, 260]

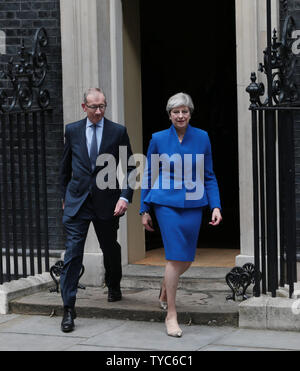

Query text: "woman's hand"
[142, 213, 155, 232]
[209, 208, 222, 226]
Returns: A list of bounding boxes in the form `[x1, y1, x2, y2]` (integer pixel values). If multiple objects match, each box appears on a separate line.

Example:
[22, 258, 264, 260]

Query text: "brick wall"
[0, 0, 64, 254]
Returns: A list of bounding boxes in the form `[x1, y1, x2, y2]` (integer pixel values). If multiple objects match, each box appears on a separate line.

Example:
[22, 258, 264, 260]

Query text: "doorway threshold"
[133, 248, 239, 268]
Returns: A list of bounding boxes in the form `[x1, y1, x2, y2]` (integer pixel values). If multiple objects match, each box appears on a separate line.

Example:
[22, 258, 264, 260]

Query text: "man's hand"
[114, 199, 128, 217]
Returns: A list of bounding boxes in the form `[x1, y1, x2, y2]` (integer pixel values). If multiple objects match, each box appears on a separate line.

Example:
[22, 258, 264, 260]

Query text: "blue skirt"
[153, 205, 203, 262]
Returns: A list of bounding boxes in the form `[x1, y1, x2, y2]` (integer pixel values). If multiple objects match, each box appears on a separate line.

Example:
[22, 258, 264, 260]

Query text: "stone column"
[60, 0, 128, 285]
[235, 0, 279, 265]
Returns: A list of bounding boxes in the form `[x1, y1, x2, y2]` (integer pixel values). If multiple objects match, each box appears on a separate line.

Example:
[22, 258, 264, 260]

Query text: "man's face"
[82, 92, 107, 124]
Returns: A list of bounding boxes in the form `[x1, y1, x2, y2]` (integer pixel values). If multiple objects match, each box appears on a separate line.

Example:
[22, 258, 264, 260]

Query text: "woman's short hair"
[166, 92, 194, 115]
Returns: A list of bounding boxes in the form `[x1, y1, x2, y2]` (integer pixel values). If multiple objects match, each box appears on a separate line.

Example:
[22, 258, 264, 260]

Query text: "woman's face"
[169, 105, 191, 131]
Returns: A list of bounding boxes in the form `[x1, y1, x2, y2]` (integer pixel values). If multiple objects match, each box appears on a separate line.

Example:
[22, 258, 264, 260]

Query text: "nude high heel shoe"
[165, 318, 182, 338]
[159, 287, 168, 310]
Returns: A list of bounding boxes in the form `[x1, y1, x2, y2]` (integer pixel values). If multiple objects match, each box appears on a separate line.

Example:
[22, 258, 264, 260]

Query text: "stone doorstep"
[0, 266, 238, 327]
[10, 301, 239, 327]
[239, 294, 300, 332]
[6, 275, 300, 332]
[9, 286, 239, 327]
[121, 265, 231, 292]
[121, 276, 229, 292]
[0, 273, 53, 315]
[4, 273, 300, 331]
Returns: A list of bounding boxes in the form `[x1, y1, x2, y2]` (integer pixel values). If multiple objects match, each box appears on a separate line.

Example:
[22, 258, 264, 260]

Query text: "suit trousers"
[60, 195, 122, 308]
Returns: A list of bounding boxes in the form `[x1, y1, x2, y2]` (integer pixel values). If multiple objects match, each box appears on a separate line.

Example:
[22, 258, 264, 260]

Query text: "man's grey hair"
[166, 92, 194, 115]
[83, 88, 107, 104]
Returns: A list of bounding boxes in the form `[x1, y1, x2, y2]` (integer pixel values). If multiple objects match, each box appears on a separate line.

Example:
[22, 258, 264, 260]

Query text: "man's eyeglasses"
[86, 104, 107, 111]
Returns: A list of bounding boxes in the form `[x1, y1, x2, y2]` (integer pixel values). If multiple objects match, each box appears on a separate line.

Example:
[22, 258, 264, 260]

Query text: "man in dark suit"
[59, 88, 135, 332]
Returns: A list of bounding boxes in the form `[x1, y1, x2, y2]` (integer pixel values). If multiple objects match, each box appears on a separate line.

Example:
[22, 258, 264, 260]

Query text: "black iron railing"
[0, 28, 51, 284]
[246, 1, 299, 298]
[248, 103, 298, 298]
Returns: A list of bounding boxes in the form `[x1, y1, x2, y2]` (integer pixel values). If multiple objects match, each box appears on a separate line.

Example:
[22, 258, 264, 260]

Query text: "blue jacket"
[140, 124, 221, 212]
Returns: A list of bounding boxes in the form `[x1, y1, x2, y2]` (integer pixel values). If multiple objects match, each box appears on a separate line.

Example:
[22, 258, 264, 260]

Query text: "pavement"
[1, 313, 300, 351]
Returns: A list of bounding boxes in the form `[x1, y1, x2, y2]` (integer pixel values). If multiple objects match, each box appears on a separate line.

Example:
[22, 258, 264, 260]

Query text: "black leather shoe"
[108, 289, 122, 302]
[61, 307, 76, 333]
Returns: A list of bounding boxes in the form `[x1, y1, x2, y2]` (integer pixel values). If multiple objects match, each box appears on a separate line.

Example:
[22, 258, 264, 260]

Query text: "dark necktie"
[90, 124, 98, 171]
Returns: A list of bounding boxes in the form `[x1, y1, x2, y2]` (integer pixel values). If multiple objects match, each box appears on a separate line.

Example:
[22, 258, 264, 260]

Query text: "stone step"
[9, 266, 240, 327]
[10, 286, 239, 327]
[121, 265, 231, 292]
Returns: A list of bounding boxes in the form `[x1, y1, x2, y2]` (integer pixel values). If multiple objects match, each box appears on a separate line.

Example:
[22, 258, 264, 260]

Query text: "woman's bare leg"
[159, 278, 167, 302]
[164, 260, 192, 336]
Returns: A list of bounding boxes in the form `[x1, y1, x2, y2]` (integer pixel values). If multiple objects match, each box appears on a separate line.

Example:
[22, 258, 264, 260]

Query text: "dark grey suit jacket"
[60, 117, 135, 220]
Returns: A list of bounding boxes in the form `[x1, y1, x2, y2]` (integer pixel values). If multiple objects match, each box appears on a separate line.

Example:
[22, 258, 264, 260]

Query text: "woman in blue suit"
[140, 93, 222, 337]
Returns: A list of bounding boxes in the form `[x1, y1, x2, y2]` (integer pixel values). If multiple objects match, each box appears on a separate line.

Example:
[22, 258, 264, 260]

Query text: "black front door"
[140, 0, 239, 250]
